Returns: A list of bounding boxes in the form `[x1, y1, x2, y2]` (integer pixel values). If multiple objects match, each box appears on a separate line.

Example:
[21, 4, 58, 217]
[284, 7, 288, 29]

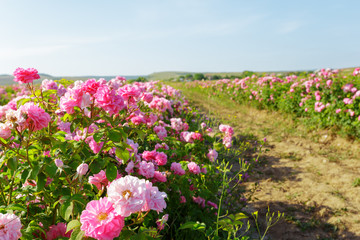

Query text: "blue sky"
[0, 0, 359, 76]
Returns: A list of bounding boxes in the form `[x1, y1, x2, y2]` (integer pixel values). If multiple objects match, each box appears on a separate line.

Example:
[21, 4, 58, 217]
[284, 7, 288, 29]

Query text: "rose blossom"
[89, 170, 109, 191]
[46, 222, 71, 240]
[80, 197, 124, 240]
[188, 162, 201, 174]
[138, 161, 155, 179]
[54, 159, 64, 168]
[94, 86, 125, 115]
[207, 149, 218, 162]
[0, 122, 11, 139]
[170, 162, 185, 175]
[142, 181, 167, 213]
[0, 213, 22, 240]
[18, 102, 51, 131]
[107, 175, 147, 217]
[13, 67, 40, 84]
[77, 163, 88, 176]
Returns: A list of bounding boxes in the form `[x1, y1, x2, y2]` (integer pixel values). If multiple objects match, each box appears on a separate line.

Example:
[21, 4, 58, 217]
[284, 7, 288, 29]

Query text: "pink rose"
[13, 67, 40, 84]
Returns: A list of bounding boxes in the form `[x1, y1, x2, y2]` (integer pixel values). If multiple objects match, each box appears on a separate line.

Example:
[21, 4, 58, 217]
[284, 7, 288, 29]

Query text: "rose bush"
[187, 68, 360, 138]
[0, 68, 259, 239]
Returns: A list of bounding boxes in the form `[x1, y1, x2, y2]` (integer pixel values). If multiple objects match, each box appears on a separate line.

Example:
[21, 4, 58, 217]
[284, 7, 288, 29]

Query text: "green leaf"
[119, 229, 135, 239]
[60, 201, 73, 221]
[7, 157, 17, 171]
[93, 131, 103, 143]
[6, 203, 26, 212]
[45, 163, 58, 177]
[66, 220, 81, 233]
[30, 163, 41, 179]
[106, 163, 117, 182]
[115, 148, 130, 162]
[179, 221, 206, 231]
[36, 172, 47, 191]
[108, 129, 122, 142]
[70, 227, 85, 240]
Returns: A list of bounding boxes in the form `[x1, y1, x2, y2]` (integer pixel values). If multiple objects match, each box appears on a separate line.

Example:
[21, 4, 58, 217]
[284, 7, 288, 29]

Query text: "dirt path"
[177, 86, 360, 240]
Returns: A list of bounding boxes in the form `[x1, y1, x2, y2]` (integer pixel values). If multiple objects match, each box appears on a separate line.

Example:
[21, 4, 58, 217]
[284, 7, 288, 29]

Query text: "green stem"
[0, 182, 7, 203]
[216, 165, 227, 236]
[7, 170, 16, 205]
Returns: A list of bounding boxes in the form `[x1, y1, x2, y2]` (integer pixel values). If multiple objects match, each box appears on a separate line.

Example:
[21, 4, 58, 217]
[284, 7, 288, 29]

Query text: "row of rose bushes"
[187, 68, 360, 138]
[0, 68, 256, 239]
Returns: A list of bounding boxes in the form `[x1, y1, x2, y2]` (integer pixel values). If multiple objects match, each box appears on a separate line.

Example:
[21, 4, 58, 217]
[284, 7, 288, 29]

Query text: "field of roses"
[187, 68, 360, 138]
[0, 68, 267, 240]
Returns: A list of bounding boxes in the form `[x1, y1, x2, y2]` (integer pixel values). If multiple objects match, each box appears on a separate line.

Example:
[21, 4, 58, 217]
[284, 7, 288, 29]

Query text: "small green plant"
[352, 178, 360, 187]
[252, 207, 284, 240]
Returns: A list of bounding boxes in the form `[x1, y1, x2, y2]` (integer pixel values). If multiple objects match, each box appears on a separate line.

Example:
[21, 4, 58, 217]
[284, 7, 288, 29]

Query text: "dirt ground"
[176, 86, 360, 240]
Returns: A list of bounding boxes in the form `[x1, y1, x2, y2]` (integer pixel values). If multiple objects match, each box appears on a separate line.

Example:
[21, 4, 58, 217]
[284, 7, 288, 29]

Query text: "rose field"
[1, 67, 360, 240]
[170, 67, 360, 239]
[0, 68, 273, 240]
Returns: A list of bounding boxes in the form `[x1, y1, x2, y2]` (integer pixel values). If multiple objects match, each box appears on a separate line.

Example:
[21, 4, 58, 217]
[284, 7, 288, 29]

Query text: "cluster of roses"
[187, 67, 360, 137]
[0, 68, 232, 240]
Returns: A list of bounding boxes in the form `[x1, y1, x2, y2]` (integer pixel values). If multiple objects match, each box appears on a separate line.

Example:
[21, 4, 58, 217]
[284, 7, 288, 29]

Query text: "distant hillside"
[147, 72, 193, 81]
[0, 74, 144, 85]
[147, 66, 360, 81]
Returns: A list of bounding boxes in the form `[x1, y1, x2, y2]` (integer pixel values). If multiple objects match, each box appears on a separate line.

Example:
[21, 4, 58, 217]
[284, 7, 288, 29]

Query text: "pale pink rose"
[192, 132, 202, 141]
[138, 161, 155, 179]
[154, 143, 169, 150]
[46, 222, 71, 240]
[219, 124, 233, 134]
[142, 181, 167, 213]
[336, 109, 342, 114]
[141, 92, 153, 103]
[41, 79, 58, 91]
[125, 161, 135, 174]
[80, 197, 124, 240]
[94, 86, 125, 115]
[54, 159, 63, 168]
[13, 67, 40, 84]
[0, 213, 22, 240]
[146, 113, 158, 127]
[57, 84, 67, 97]
[154, 125, 167, 140]
[170, 162, 185, 175]
[343, 98, 353, 105]
[118, 85, 141, 104]
[18, 102, 51, 131]
[180, 131, 193, 143]
[89, 170, 109, 191]
[59, 87, 84, 114]
[188, 162, 200, 174]
[170, 118, 183, 131]
[206, 149, 219, 162]
[82, 78, 102, 95]
[0, 123, 11, 139]
[155, 152, 167, 166]
[353, 68, 360, 76]
[149, 96, 172, 113]
[153, 171, 167, 183]
[77, 163, 88, 176]
[107, 175, 147, 217]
